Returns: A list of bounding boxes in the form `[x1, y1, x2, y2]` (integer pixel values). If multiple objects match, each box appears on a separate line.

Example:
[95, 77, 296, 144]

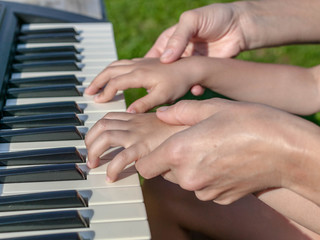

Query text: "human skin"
[141, 99, 320, 235]
[135, 99, 320, 209]
[85, 56, 320, 115]
[85, 0, 320, 113]
[85, 98, 320, 235]
[85, 112, 187, 180]
[146, 0, 320, 63]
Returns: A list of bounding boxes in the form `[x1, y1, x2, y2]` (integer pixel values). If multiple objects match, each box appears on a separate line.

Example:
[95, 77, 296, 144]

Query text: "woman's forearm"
[195, 57, 320, 115]
[235, 0, 320, 50]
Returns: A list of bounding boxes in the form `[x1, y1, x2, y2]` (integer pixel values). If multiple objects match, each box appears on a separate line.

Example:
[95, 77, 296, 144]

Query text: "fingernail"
[86, 161, 92, 168]
[94, 94, 100, 101]
[161, 49, 173, 60]
[127, 108, 136, 113]
[157, 106, 169, 112]
[106, 176, 113, 183]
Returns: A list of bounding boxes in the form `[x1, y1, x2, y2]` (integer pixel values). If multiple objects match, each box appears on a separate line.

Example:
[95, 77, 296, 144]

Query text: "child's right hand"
[85, 57, 201, 113]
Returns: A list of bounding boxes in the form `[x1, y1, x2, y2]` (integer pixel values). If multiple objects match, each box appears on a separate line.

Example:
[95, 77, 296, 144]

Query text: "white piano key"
[12, 67, 110, 78]
[5, 93, 125, 105]
[0, 172, 140, 194]
[11, 72, 99, 82]
[17, 42, 117, 51]
[21, 22, 115, 32]
[79, 187, 144, 205]
[77, 112, 106, 123]
[0, 186, 144, 205]
[0, 220, 151, 240]
[4, 100, 126, 115]
[0, 158, 136, 175]
[79, 101, 126, 113]
[0, 139, 84, 152]
[0, 203, 147, 224]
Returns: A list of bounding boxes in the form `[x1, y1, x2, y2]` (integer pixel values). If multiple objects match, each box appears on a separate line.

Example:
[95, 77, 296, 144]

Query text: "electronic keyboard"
[0, 1, 150, 239]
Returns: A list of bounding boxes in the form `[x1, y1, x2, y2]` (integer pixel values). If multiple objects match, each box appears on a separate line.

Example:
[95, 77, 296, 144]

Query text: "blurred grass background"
[104, 0, 320, 125]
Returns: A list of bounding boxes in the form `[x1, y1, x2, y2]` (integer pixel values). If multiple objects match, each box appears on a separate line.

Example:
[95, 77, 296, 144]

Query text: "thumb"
[156, 99, 222, 126]
[160, 21, 195, 63]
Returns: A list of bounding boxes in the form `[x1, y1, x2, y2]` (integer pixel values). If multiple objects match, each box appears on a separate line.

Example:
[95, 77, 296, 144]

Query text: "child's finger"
[127, 89, 167, 113]
[107, 144, 147, 182]
[85, 63, 135, 95]
[86, 130, 130, 169]
[94, 71, 155, 103]
[85, 118, 129, 149]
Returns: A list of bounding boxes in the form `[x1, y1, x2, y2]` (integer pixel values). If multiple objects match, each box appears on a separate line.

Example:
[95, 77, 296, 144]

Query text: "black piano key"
[0, 163, 86, 183]
[9, 75, 82, 88]
[0, 147, 85, 166]
[14, 52, 82, 63]
[20, 27, 79, 35]
[12, 60, 83, 72]
[3, 101, 83, 116]
[0, 190, 87, 212]
[0, 210, 89, 233]
[0, 232, 86, 240]
[0, 113, 83, 129]
[0, 125, 83, 143]
[18, 32, 80, 43]
[7, 84, 82, 98]
[16, 45, 81, 54]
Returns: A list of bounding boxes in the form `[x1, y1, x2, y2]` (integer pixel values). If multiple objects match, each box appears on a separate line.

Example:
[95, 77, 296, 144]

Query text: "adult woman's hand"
[136, 99, 320, 206]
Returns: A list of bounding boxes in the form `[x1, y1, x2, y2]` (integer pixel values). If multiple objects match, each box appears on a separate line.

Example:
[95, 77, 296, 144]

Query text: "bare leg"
[142, 176, 317, 240]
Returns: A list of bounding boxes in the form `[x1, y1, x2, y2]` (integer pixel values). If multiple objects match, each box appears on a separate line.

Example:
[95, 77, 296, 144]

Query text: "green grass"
[104, 0, 320, 125]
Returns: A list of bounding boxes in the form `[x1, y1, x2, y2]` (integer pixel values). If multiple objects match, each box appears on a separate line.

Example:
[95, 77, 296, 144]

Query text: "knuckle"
[107, 78, 118, 90]
[131, 68, 145, 78]
[133, 99, 150, 113]
[179, 175, 198, 191]
[166, 140, 185, 165]
[179, 10, 199, 24]
[115, 150, 131, 166]
[214, 197, 234, 206]
[95, 119, 109, 130]
[104, 112, 117, 119]
[136, 165, 150, 179]
[195, 191, 212, 202]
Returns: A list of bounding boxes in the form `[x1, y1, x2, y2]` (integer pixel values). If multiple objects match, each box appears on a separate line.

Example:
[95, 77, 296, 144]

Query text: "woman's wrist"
[281, 121, 320, 206]
[234, 0, 320, 50]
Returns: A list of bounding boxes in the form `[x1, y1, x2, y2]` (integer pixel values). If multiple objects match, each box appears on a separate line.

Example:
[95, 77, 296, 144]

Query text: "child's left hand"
[85, 57, 202, 113]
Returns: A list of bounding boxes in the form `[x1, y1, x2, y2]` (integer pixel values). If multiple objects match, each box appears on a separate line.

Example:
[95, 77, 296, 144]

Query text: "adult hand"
[145, 3, 246, 95]
[135, 99, 320, 206]
[145, 3, 246, 63]
[85, 112, 187, 182]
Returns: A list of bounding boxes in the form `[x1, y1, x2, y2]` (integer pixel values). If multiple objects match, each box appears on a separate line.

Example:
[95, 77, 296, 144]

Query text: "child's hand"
[85, 58, 201, 113]
[85, 112, 187, 182]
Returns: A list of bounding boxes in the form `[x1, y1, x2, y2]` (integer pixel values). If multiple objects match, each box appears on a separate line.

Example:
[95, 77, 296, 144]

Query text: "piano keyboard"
[0, 21, 150, 240]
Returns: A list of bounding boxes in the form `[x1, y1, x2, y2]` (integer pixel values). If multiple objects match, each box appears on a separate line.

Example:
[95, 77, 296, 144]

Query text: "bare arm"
[240, 0, 320, 50]
[147, 0, 320, 63]
[194, 56, 320, 115]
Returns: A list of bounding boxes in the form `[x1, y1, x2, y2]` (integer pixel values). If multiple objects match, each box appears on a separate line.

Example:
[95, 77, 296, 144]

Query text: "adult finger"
[127, 88, 168, 113]
[102, 111, 134, 121]
[156, 99, 225, 126]
[161, 170, 178, 185]
[145, 26, 177, 58]
[160, 13, 198, 63]
[190, 84, 205, 96]
[135, 138, 173, 179]
[107, 144, 148, 182]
